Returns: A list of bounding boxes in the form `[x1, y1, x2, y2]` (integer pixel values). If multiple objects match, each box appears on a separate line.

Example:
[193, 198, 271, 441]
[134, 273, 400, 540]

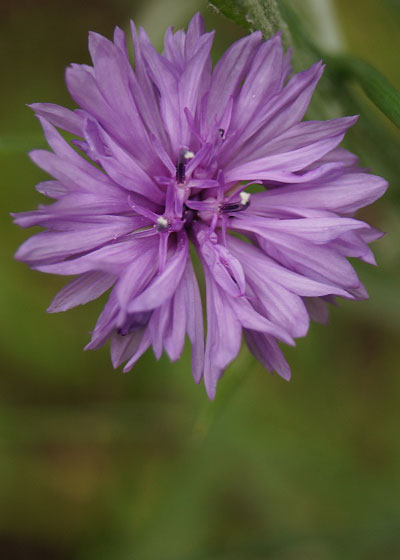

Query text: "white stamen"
[240, 191, 251, 206]
[176, 149, 195, 184]
[156, 216, 169, 231]
[183, 149, 195, 160]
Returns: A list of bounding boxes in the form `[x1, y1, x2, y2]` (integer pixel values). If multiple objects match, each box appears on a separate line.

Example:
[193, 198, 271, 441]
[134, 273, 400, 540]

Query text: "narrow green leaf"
[209, 0, 290, 45]
[328, 56, 400, 128]
[349, 59, 400, 128]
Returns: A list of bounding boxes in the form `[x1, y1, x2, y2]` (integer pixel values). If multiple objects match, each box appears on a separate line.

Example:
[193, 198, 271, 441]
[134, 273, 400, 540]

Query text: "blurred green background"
[2, 0, 400, 558]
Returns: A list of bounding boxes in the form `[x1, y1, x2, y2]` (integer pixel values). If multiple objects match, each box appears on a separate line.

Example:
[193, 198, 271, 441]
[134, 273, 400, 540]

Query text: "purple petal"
[228, 236, 350, 297]
[232, 215, 369, 244]
[88, 32, 156, 168]
[196, 228, 246, 297]
[185, 12, 206, 56]
[48, 271, 115, 312]
[15, 217, 141, 264]
[115, 247, 160, 312]
[122, 328, 152, 372]
[203, 267, 242, 400]
[247, 116, 358, 161]
[35, 235, 157, 275]
[130, 21, 170, 147]
[204, 32, 262, 128]
[29, 148, 119, 197]
[148, 302, 171, 360]
[179, 32, 214, 144]
[304, 297, 331, 325]
[245, 275, 309, 338]
[182, 259, 204, 383]
[231, 33, 285, 132]
[252, 172, 388, 213]
[244, 330, 291, 380]
[139, 28, 181, 154]
[85, 119, 165, 203]
[85, 290, 120, 350]
[230, 296, 294, 345]
[110, 329, 145, 368]
[225, 132, 348, 182]
[35, 180, 67, 199]
[29, 103, 83, 136]
[127, 232, 189, 313]
[163, 27, 186, 70]
[221, 61, 324, 165]
[163, 284, 186, 361]
[256, 232, 360, 292]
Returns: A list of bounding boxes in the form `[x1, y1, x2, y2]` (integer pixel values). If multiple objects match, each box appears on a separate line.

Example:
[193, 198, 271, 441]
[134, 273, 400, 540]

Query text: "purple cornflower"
[14, 13, 387, 399]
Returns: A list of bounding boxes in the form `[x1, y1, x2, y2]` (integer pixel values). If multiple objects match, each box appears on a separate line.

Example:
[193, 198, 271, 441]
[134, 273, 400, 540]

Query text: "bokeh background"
[2, 0, 400, 558]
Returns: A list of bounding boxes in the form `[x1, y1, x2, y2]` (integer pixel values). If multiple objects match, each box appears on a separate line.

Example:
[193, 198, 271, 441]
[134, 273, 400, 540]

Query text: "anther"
[219, 128, 225, 138]
[176, 148, 195, 184]
[239, 191, 251, 207]
[220, 192, 251, 214]
[156, 216, 169, 232]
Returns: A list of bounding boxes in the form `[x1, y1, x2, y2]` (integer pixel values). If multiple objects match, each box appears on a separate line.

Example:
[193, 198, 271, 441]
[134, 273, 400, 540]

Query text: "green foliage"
[330, 56, 400, 128]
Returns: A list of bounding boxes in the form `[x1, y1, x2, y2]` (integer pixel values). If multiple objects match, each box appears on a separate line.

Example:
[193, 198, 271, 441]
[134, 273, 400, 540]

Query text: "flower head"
[14, 13, 387, 398]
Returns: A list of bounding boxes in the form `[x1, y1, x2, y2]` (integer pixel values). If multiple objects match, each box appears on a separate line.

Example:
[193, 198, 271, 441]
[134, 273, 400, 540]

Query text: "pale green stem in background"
[305, 0, 346, 53]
